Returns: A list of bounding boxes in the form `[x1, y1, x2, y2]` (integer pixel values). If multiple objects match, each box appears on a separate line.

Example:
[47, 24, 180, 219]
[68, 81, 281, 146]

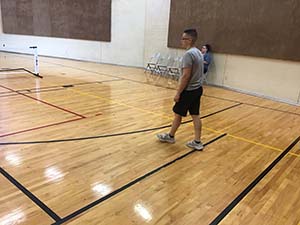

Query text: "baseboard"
[206, 82, 300, 106]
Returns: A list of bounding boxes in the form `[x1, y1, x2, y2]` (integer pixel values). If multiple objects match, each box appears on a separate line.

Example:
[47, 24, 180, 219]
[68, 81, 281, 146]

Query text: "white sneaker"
[156, 133, 175, 143]
[186, 140, 204, 150]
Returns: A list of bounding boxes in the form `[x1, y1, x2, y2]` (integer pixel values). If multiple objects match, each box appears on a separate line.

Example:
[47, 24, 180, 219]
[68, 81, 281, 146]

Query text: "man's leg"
[170, 113, 182, 136]
[156, 113, 182, 143]
[157, 91, 187, 143]
[186, 114, 203, 150]
[191, 114, 202, 141]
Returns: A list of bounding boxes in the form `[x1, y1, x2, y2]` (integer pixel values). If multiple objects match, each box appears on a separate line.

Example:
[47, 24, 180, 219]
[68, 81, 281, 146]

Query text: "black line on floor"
[0, 68, 43, 78]
[22, 68, 43, 78]
[204, 94, 300, 117]
[209, 135, 300, 225]
[0, 167, 61, 222]
[0, 90, 14, 94]
[0, 93, 20, 98]
[52, 133, 227, 225]
[62, 84, 74, 88]
[0, 88, 70, 98]
[0, 79, 123, 97]
[186, 103, 242, 121]
[0, 103, 240, 145]
[24, 81, 98, 91]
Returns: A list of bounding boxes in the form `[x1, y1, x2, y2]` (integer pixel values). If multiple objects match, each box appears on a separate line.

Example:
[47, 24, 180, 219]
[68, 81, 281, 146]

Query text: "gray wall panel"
[1, 0, 111, 41]
[168, 0, 300, 61]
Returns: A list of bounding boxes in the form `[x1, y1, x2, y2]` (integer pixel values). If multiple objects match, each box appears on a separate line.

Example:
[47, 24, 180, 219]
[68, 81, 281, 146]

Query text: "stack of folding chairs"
[145, 53, 183, 85]
[145, 53, 213, 86]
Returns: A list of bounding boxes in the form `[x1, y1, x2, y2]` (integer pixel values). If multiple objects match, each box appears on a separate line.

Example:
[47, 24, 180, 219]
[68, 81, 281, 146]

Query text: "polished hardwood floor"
[0, 52, 300, 225]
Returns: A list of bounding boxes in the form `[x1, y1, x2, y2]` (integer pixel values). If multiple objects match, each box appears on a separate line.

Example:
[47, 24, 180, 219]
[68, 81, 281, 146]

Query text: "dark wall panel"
[168, 0, 300, 61]
[1, 0, 111, 41]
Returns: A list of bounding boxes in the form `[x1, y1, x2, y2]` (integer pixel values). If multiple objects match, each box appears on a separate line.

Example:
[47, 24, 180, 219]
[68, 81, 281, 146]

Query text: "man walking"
[157, 29, 204, 150]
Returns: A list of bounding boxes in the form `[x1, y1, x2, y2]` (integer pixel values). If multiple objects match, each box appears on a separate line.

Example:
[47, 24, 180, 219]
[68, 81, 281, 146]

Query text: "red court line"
[0, 84, 86, 118]
[0, 118, 84, 138]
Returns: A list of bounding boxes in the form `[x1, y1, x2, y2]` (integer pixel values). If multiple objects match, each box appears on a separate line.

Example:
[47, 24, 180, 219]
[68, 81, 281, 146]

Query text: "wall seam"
[142, 0, 148, 67]
[222, 54, 228, 86]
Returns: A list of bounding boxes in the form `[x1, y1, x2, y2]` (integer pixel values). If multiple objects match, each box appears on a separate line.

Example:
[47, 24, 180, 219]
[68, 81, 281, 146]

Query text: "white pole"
[30, 46, 39, 75]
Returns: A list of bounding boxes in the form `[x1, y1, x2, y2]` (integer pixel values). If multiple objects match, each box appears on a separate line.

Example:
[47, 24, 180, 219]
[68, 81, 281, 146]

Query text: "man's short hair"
[184, 29, 198, 43]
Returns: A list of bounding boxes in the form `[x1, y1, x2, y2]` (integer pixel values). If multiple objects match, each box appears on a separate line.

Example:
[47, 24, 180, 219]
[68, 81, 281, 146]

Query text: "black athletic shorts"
[173, 86, 203, 117]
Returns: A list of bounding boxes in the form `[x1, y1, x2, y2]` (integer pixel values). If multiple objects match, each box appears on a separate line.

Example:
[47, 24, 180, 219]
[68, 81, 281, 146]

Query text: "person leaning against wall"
[201, 44, 212, 74]
[156, 28, 205, 150]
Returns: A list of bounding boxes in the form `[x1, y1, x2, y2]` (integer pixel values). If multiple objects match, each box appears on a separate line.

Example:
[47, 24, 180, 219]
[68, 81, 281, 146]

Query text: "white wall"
[143, 0, 185, 66]
[205, 54, 300, 105]
[1, 0, 299, 104]
[0, 0, 146, 67]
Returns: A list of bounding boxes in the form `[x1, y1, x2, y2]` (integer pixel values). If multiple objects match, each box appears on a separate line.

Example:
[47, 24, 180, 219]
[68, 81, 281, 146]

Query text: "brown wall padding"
[1, 0, 111, 42]
[168, 0, 300, 61]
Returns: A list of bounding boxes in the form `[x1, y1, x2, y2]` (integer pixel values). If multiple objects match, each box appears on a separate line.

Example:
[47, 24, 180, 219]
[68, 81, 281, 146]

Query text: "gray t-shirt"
[182, 47, 203, 91]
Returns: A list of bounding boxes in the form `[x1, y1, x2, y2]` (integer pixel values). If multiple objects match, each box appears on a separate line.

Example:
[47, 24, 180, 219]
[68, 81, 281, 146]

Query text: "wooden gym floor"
[0, 52, 300, 225]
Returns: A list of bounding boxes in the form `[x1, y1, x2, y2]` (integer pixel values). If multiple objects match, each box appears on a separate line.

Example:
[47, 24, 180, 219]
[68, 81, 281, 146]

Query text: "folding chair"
[167, 56, 182, 81]
[144, 53, 161, 74]
[156, 55, 172, 77]
[202, 71, 209, 84]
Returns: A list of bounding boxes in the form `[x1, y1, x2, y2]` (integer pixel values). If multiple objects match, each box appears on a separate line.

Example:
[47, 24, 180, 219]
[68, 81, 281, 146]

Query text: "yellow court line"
[289, 152, 300, 157]
[227, 134, 283, 152]
[204, 127, 300, 157]
[202, 126, 224, 135]
[67, 86, 300, 158]
[70, 88, 173, 120]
